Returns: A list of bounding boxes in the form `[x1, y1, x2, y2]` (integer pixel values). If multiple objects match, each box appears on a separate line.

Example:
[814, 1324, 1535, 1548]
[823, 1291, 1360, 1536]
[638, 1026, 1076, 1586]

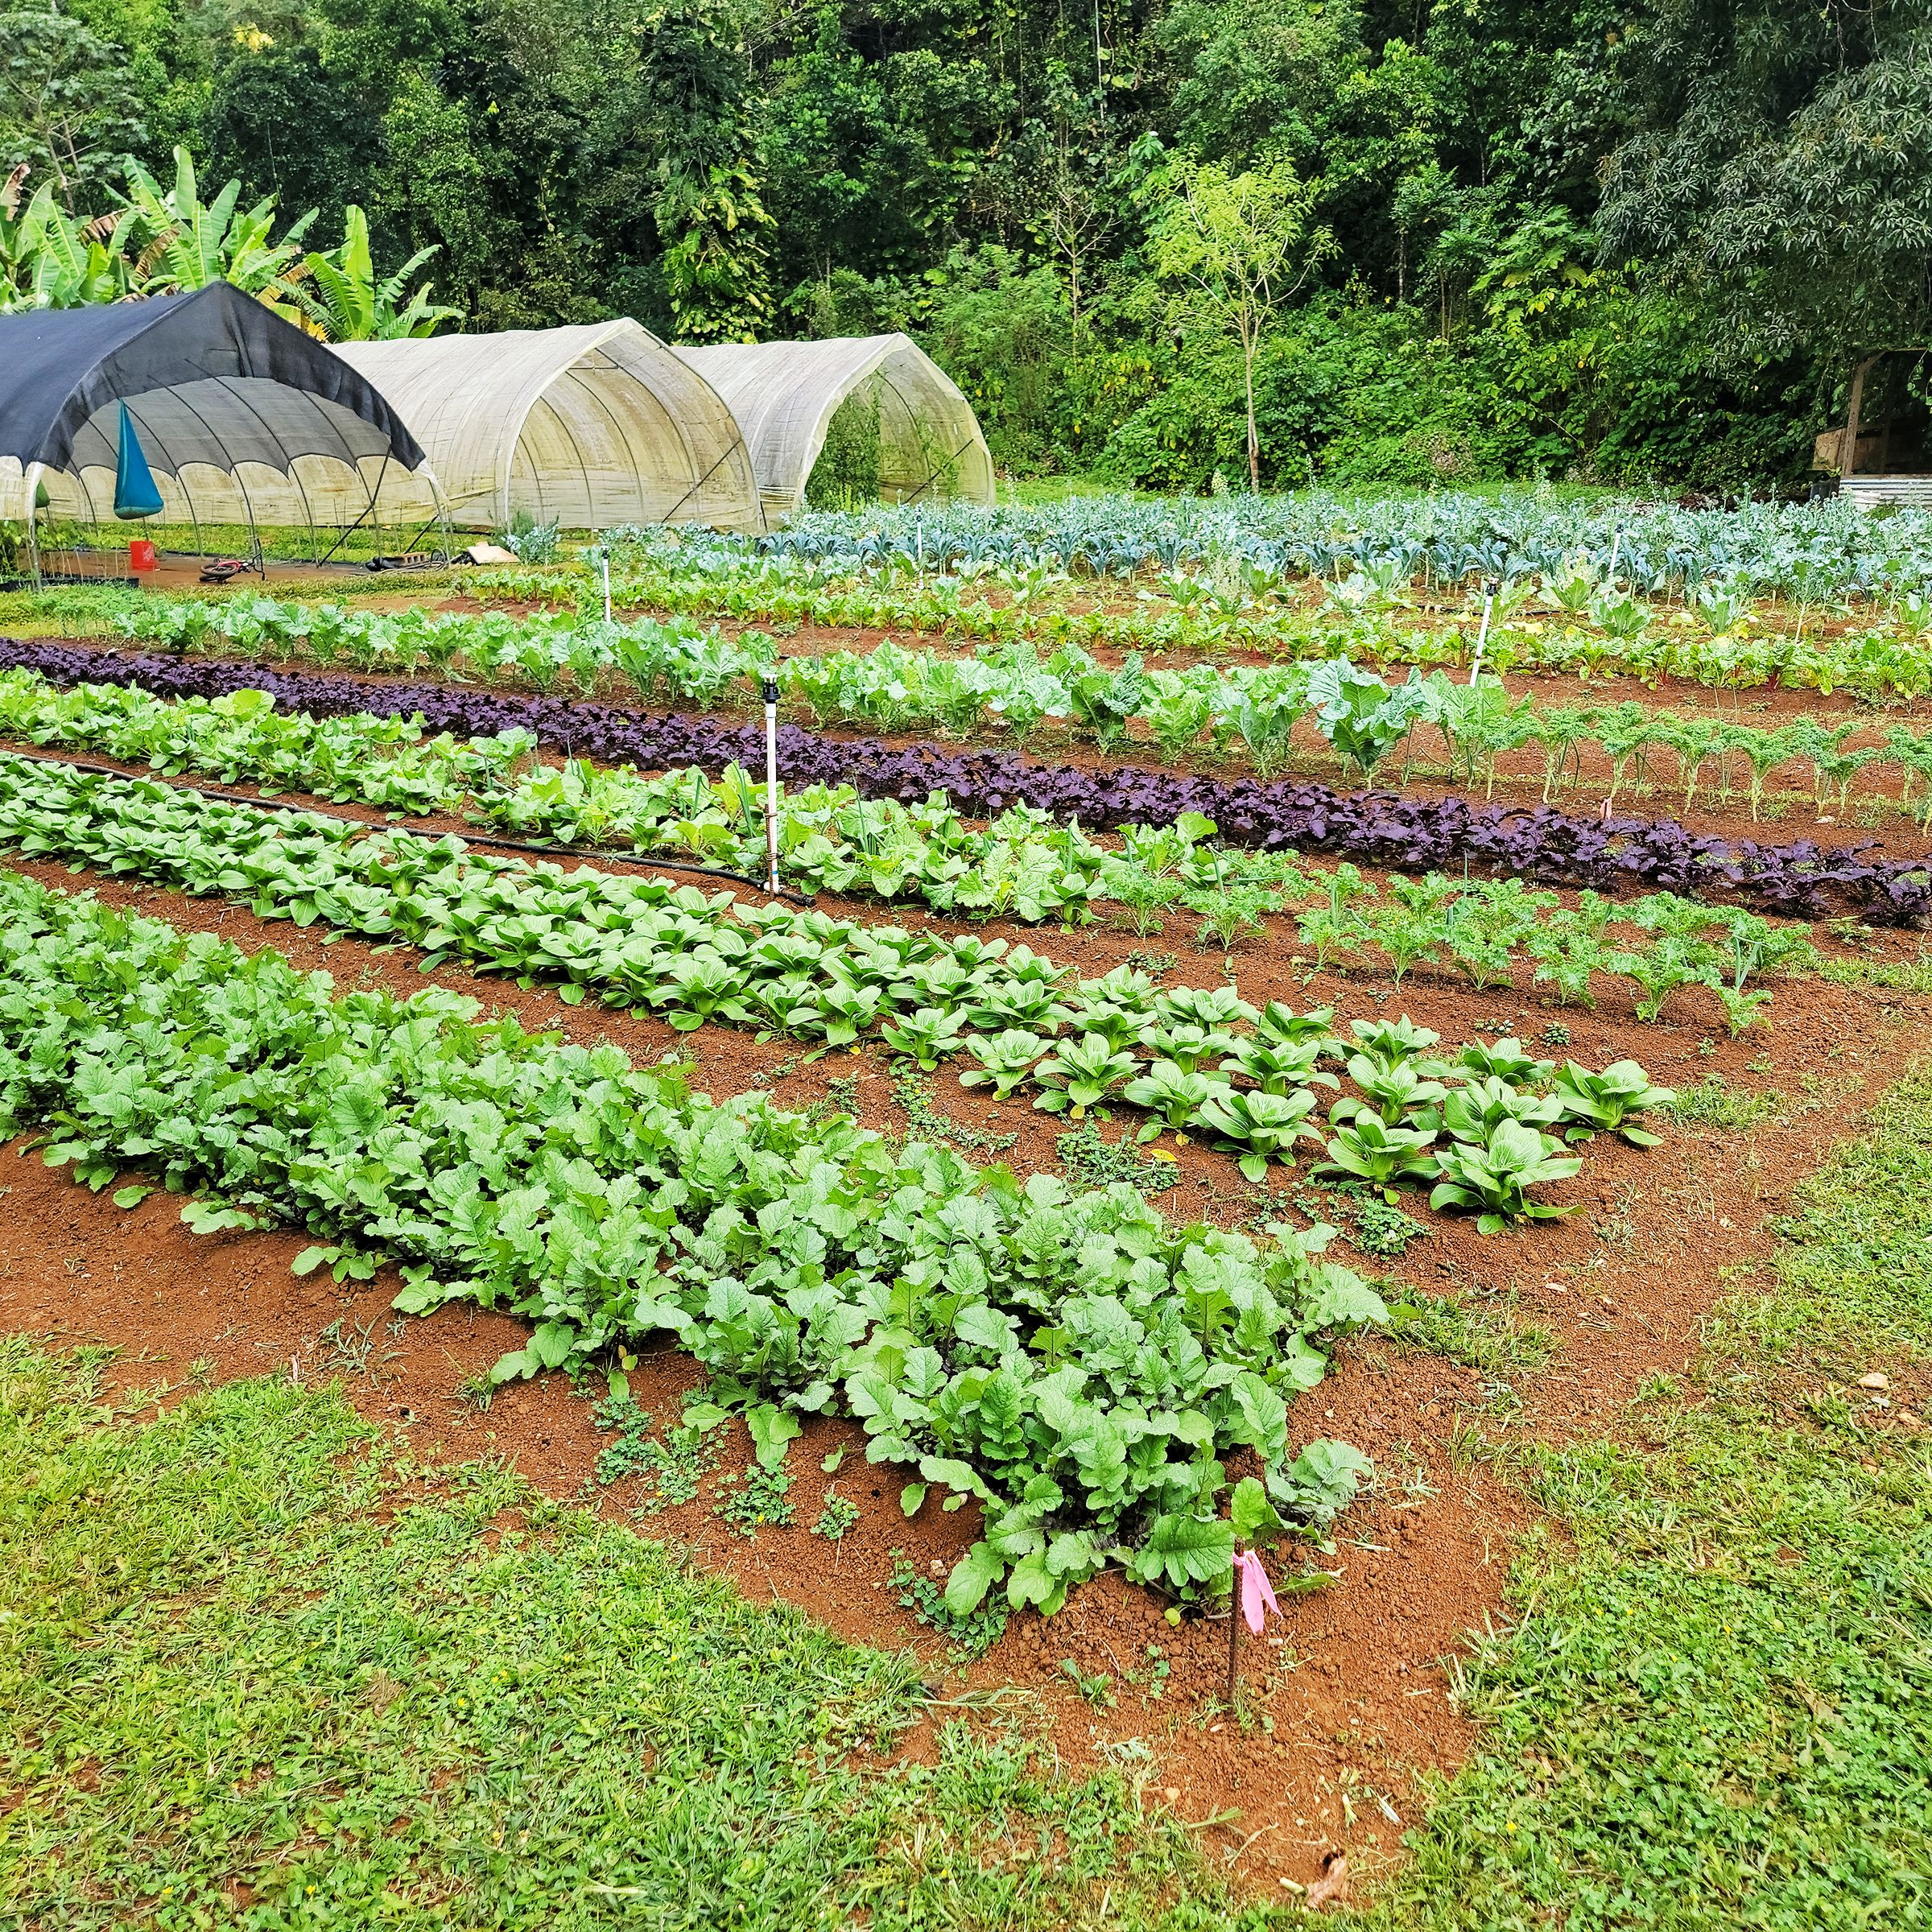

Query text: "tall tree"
[1144, 150, 1332, 487]
[645, 0, 774, 341]
[1600, 1, 1932, 366]
[0, 6, 144, 208]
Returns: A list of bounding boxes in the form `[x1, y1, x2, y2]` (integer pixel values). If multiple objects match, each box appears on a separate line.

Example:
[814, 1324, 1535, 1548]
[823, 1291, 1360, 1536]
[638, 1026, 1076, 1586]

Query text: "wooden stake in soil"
[1226, 1551, 1241, 1711]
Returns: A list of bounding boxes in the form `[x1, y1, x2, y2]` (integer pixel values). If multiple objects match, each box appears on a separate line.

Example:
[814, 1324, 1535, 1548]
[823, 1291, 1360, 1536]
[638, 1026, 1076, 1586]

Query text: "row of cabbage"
[19, 638, 1924, 926]
[0, 753, 1670, 1208]
[111, 597, 1932, 801]
[0, 673, 1814, 1025]
[0, 869, 1381, 1613]
[605, 489, 1932, 598]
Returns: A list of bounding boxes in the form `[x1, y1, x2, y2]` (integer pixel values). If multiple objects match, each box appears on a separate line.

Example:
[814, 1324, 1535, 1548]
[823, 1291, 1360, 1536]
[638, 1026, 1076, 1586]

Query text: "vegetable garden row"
[469, 544, 1932, 700]
[6, 635, 1928, 927]
[109, 598, 1932, 780]
[0, 751, 1672, 1170]
[0, 871, 1378, 1612]
[609, 491, 1932, 600]
[0, 669, 1818, 1027]
[0, 717, 1671, 1612]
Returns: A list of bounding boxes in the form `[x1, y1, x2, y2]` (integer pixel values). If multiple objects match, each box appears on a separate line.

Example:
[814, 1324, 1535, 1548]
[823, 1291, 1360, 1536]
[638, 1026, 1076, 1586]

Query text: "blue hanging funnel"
[114, 402, 163, 520]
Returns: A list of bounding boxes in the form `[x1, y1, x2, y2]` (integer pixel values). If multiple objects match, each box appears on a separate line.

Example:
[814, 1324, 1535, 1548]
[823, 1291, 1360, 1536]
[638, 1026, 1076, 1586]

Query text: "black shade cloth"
[0, 283, 426, 478]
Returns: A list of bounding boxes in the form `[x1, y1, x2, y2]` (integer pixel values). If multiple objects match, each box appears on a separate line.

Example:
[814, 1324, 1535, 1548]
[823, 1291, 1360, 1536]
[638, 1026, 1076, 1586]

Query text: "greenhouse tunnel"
[673, 334, 996, 523]
[332, 322, 762, 534]
[0, 280, 436, 566]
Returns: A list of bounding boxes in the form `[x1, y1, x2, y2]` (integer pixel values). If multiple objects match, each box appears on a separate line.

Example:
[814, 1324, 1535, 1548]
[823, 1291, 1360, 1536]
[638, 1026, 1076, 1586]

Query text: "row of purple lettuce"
[1, 637, 1924, 925]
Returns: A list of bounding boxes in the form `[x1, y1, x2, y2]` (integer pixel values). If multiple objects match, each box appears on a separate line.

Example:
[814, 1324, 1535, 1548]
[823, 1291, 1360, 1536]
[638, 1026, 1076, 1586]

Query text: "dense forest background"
[5, 0, 1929, 489]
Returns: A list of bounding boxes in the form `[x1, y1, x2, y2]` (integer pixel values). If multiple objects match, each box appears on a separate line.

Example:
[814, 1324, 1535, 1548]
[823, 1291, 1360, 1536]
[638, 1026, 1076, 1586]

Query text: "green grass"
[1359, 1074, 1932, 1929]
[1662, 1073, 1788, 1134]
[1385, 1290, 1562, 1382]
[1818, 949, 1932, 997]
[0, 1342, 1246, 1930]
[10, 1070, 1932, 1926]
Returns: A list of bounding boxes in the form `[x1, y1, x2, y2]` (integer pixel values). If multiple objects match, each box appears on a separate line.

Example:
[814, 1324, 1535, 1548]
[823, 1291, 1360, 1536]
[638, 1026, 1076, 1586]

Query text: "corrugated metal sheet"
[1843, 475, 1932, 513]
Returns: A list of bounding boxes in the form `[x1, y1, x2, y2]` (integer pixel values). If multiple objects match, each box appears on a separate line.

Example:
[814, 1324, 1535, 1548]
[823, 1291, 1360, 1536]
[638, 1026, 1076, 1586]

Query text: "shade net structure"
[332, 322, 762, 534]
[0, 282, 436, 575]
[674, 334, 995, 523]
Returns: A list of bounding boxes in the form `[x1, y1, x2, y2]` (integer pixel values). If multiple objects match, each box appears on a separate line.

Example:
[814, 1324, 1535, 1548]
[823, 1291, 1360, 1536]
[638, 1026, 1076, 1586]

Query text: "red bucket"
[128, 539, 159, 572]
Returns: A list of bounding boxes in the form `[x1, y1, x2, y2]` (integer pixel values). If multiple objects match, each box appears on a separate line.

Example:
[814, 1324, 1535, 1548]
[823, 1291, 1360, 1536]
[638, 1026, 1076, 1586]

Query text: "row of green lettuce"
[0, 671, 1816, 1025]
[0, 753, 1670, 1212]
[0, 870, 1377, 1614]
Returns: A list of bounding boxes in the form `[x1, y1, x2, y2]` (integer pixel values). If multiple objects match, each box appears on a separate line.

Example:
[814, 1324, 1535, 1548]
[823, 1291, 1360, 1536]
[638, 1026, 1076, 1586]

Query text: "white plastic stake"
[761, 675, 781, 895]
[1469, 580, 1496, 686]
[599, 546, 613, 624]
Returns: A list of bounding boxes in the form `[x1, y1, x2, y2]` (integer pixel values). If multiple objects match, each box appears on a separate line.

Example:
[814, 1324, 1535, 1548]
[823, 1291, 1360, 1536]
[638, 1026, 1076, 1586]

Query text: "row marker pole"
[762, 675, 782, 896]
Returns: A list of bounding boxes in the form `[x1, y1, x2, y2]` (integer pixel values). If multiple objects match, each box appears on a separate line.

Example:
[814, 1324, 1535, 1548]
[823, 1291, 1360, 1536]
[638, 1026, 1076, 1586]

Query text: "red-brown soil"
[3, 790, 1924, 1895]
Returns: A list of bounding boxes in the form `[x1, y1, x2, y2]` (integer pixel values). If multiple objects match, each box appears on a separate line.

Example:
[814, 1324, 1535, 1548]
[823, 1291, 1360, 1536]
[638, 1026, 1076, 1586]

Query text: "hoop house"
[0, 282, 436, 575]
[674, 334, 995, 522]
[333, 322, 762, 533]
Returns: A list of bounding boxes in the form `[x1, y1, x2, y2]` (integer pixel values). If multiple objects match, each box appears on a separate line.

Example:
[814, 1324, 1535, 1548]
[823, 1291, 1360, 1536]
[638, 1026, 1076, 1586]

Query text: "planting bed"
[0, 811, 1922, 1894]
[9, 636, 1932, 928]
[7, 559, 1932, 1917]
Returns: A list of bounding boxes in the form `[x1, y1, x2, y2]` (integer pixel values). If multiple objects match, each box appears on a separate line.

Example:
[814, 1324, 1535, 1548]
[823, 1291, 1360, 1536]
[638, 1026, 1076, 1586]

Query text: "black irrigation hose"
[0, 745, 819, 904]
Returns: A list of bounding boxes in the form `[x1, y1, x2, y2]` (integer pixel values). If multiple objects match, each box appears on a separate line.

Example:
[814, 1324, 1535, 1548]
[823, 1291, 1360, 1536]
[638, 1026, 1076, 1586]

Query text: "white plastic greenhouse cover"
[673, 334, 995, 522]
[332, 322, 762, 532]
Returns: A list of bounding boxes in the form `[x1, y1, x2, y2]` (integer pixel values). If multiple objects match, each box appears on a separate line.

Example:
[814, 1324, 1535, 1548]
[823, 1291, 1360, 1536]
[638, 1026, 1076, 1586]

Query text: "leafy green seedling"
[1429, 1118, 1583, 1232]
[1550, 1059, 1677, 1146]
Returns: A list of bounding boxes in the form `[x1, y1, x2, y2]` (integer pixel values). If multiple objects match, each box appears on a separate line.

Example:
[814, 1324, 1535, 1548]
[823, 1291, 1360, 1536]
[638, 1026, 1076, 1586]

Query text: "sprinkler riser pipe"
[761, 675, 781, 895]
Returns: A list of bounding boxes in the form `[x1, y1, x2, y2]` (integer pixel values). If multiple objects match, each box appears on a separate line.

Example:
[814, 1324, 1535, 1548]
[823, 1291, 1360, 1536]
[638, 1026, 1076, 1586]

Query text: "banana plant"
[1, 176, 134, 310]
[297, 204, 459, 340]
[117, 147, 317, 321]
[1429, 1118, 1582, 1232]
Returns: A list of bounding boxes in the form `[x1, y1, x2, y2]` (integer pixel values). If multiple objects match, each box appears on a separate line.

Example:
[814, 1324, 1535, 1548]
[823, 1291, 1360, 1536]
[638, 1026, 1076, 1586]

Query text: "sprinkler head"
[760, 678, 779, 707]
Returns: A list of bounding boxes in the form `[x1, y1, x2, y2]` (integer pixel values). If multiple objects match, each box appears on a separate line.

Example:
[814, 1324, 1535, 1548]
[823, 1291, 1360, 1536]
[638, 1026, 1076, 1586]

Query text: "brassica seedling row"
[0, 870, 1379, 1612]
[0, 753, 1670, 1195]
[0, 668, 1818, 1023]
